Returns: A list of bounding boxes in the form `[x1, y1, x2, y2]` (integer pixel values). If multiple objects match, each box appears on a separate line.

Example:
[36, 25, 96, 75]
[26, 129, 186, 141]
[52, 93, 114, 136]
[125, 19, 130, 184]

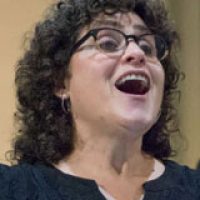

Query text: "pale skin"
[55, 12, 165, 200]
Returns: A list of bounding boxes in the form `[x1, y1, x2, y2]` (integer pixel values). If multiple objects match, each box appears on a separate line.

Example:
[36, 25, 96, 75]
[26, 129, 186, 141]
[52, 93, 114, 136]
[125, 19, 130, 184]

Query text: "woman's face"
[65, 12, 165, 137]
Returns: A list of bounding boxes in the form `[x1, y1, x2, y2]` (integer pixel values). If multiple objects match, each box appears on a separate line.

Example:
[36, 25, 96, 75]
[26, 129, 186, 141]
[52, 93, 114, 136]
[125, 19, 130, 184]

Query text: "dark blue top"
[0, 160, 200, 200]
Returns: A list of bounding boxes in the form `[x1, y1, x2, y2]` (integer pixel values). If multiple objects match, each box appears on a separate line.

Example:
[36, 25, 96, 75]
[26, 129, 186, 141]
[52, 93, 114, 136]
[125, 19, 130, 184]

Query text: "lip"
[115, 70, 150, 83]
[114, 70, 151, 95]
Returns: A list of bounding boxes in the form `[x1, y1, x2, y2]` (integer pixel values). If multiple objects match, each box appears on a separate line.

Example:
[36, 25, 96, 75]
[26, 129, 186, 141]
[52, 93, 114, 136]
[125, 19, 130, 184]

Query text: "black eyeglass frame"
[71, 28, 169, 61]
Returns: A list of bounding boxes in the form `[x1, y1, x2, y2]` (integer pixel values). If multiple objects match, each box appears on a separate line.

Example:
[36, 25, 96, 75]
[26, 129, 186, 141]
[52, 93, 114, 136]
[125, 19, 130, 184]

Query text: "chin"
[115, 113, 155, 135]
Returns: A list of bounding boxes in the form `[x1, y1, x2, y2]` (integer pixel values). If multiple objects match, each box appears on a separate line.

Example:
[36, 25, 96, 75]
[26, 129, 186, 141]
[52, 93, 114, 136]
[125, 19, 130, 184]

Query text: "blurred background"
[0, 0, 200, 168]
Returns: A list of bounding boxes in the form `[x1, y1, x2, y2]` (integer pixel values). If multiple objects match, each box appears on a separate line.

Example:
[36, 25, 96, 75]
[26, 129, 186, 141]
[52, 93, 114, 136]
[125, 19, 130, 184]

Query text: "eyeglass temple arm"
[70, 31, 94, 54]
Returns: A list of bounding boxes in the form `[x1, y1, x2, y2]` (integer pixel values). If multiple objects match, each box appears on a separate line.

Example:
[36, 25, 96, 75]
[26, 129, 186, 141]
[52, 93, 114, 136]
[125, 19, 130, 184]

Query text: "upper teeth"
[117, 74, 148, 85]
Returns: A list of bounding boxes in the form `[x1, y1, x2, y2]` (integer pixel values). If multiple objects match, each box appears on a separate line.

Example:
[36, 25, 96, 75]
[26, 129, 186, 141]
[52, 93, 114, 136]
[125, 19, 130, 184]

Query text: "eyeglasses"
[71, 28, 168, 61]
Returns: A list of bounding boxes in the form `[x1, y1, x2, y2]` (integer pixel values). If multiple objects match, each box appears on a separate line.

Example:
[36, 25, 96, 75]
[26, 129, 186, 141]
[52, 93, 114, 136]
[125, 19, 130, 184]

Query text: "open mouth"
[115, 73, 150, 95]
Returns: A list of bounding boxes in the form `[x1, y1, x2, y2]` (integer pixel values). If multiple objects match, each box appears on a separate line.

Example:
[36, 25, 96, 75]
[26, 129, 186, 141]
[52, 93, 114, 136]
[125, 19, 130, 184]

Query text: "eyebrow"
[134, 24, 151, 33]
[91, 19, 151, 33]
[92, 19, 124, 29]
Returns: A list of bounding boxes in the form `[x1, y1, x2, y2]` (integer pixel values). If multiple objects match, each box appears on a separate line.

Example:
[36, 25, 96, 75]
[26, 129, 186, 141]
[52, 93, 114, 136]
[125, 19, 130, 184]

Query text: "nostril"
[126, 54, 146, 65]
[139, 56, 146, 64]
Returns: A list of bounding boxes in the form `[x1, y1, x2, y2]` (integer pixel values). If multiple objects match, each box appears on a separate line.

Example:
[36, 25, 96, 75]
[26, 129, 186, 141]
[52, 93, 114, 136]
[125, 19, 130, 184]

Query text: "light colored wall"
[0, 0, 53, 163]
[0, 0, 200, 167]
[168, 0, 200, 168]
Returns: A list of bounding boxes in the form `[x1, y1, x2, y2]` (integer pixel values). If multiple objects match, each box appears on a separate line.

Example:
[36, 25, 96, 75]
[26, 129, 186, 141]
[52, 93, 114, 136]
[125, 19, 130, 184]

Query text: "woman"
[1, 0, 200, 199]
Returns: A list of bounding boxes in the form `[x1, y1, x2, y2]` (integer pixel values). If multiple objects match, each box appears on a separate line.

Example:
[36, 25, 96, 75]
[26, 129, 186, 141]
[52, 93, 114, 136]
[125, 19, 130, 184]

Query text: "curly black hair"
[11, 0, 182, 164]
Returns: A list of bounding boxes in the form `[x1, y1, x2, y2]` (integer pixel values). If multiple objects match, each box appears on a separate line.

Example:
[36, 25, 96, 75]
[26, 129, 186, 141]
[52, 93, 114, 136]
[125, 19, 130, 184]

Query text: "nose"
[120, 41, 146, 66]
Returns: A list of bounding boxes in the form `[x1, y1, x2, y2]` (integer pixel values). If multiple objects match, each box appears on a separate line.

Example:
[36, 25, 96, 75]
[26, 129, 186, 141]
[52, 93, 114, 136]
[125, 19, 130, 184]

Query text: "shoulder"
[164, 160, 200, 184]
[144, 160, 200, 199]
[0, 163, 43, 199]
[157, 160, 200, 198]
[0, 162, 103, 200]
[0, 162, 36, 182]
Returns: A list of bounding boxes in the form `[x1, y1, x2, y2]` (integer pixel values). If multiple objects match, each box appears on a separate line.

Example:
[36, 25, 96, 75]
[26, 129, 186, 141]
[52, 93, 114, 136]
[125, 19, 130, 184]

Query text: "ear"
[54, 79, 70, 99]
[54, 89, 69, 100]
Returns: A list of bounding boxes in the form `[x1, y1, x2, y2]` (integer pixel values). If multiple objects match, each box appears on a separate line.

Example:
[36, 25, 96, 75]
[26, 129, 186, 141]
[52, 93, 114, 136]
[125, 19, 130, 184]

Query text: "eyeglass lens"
[94, 28, 167, 60]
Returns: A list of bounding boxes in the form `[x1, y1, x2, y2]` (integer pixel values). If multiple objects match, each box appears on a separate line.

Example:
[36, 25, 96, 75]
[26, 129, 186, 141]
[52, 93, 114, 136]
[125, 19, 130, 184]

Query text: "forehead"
[89, 12, 150, 33]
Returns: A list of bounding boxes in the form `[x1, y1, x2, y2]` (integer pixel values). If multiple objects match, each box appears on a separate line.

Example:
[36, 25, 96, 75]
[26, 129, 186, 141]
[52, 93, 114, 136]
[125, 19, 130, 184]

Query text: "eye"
[95, 29, 124, 52]
[138, 40, 154, 57]
[97, 37, 119, 52]
[139, 43, 153, 56]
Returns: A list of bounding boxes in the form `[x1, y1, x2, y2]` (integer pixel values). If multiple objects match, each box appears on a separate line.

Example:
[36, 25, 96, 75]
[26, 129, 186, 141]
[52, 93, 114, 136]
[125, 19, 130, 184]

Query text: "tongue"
[116, 79, 150, 95]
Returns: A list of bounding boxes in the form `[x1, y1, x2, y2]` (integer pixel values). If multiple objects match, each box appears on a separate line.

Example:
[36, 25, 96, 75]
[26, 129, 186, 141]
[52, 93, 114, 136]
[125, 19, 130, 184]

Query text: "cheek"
[160, 68, 165, 90]
[67, 54, 105, 114]
[149, 63, 165, 105]
[158, 68, 165, 88]
[150, 62, 165, 86]
[69, 51, 119, 81]
[158, 68, 165, 104]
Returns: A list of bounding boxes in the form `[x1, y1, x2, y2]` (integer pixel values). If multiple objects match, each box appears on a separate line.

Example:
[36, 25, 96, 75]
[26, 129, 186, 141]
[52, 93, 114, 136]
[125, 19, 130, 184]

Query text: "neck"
[56, 121, 154, 179]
